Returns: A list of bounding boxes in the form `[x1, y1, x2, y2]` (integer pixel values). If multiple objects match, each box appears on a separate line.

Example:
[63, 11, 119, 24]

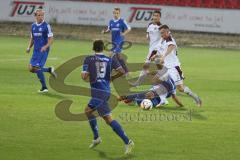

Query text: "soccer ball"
[140, 99, 153, 110]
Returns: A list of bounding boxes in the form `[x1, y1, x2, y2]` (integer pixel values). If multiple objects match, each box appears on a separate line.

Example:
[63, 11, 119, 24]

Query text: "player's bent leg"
[130, 63, 150, 87]
[102, 114, 113, 125]
[177, 84, 185, 92]
[42, 67, 57, 78]
[29, 65, 48, 93]
[115, 54, 129, 74]
[35, 67, 48, 93]
[103, 115, 134, 154]
[28, 65, 38, 73]
[85, 106, 102, 149]
[177, 84, 202, 107]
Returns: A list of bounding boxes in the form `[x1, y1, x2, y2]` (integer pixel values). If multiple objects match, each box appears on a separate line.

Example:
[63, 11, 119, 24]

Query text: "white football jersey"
[146, 22, 162, 51]
[161, 36, 181, 68]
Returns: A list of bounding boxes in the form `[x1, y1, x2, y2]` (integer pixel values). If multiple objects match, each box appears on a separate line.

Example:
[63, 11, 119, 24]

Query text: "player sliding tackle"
[102, 7, 131, 74]
[81, 40, 134, 155]
[26, 9, 57, 93]
[119, 57, 183, 109]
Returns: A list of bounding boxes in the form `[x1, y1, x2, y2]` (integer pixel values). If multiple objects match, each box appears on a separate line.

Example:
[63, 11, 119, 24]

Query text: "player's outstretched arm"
[161, 44, 175, 62]
[26, 37, 34, 53]
[101, 28, 110, 34]
[111, 67, 125, 81]
[172, 94, 184, 107]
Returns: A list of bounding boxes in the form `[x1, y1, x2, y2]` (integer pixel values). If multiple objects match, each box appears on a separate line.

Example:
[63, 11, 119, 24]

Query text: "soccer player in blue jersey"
[81, 40, 134, 155]
[102, 8, 131, 74]
[26, 9, 57, 93]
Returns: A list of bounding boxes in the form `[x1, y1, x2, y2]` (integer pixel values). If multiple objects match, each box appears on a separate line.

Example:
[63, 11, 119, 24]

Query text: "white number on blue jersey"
[95, 61, 107, 78]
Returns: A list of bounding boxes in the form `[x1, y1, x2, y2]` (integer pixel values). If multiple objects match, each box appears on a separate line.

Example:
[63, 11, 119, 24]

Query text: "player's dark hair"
[93, 40, 104, 52]
[114, 8, 121, 12]
[159, 24, 169, 30]
[153, 10, 161, 17]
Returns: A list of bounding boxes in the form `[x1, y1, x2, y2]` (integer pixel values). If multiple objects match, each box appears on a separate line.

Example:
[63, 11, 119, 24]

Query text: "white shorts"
[151, 84, 168, 96]
[168, 66, 184, 85]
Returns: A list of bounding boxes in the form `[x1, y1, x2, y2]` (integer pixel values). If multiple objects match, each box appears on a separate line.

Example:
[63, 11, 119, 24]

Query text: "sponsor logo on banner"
[11, 1, 44, 17]
[129, 7, 161, 23]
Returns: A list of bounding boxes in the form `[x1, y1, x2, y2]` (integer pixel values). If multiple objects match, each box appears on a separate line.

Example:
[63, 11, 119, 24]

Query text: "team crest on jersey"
[39, 28, 42, 32]
[116, 23, 120, 27]
[33, 27, 35, 31]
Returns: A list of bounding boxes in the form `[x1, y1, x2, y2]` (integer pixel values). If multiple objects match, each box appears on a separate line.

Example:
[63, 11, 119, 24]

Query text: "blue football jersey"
[31, 21, 53, 51]
[108, 18, 130, 44]
[82, 53, 121, 92]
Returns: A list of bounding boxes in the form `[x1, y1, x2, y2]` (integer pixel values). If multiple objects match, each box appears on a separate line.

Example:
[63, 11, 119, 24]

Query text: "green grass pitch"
[0, 36, 240, 160]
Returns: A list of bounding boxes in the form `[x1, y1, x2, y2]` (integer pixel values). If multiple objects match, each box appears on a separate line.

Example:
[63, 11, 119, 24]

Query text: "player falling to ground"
[81, 40, 134, 155]
[119, 61, 183, 108]
[132, 10, 162, 86]
[26, 9, 57, 93]
[153, 25, 202, 107]
[102, 7, 131, 74]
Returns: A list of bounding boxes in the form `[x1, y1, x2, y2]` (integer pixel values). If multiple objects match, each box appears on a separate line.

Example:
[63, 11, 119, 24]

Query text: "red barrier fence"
[73, 0, 240, 9]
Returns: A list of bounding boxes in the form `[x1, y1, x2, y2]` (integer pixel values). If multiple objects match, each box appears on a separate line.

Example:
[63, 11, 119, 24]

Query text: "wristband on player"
[148, 50, 157, 60]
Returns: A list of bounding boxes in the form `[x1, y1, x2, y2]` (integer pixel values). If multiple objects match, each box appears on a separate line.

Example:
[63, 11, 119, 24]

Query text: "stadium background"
[1, 0, 240, 48]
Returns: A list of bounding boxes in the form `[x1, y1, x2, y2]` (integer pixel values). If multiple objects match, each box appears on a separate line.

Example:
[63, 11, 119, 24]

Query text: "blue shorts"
[111, 42, 122, 54]
[88, 89, 111, 117]
[30, 50, 49, 68]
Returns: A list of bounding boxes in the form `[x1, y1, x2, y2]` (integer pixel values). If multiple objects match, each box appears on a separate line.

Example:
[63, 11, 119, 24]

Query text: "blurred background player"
[81, 40, 134, 155]
[156, 25, 202, 107]
[102, 7, 131, 74]
[132, 10, 162, 86]
[26, 9, 57, 93]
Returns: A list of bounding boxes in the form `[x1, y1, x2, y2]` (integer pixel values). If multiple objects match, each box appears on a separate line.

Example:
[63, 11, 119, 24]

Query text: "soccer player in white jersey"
[132, 10, 162, 86]
[146, 10, 162, 63]
[155, 25, 202, 107]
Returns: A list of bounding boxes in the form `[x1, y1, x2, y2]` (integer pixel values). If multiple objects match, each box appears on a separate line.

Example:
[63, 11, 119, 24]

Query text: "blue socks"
[127, 92, 148, 101]
[42, 67, 51, 73]
[89, 118, 99, 140]
[88, 118, 129, 144]
[110, 120, 129, 144]
[36, 69, 47, 89]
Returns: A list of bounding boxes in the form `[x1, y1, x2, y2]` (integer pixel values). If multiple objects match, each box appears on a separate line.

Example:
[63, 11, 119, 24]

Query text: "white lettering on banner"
[129, 7, 161, 23]
[11, 1, 44, 17]
[0, 0, 240, 33]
